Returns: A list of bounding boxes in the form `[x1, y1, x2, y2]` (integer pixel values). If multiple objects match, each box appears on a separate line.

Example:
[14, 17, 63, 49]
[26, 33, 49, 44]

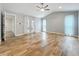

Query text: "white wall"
[5, 14, 15, 36]
[28, 16, 35, 33]
[4, 11, 41, 36]
[6, 15, 12, 31]
[0, 10, 1, 39]
[24, 16, 29, 34]
[78, 11, 79, 36]
[15, 14, 41, 36]
[0, 4, 1, 40]
[45, 11, 78, 36]
[12, 16, 15, 34]
[45, 12, 65, 33]
[24, 16, 41, 34]
[35, 18, 41, 32]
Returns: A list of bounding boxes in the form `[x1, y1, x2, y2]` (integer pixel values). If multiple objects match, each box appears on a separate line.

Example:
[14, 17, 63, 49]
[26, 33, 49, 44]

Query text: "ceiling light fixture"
[59, 6, 62, 9]
[36, 3, 50, 12]
[40, 8, 45, 11]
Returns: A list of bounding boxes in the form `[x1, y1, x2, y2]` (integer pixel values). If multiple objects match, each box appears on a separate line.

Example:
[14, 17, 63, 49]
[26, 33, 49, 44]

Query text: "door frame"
[4, 11, 16, 40]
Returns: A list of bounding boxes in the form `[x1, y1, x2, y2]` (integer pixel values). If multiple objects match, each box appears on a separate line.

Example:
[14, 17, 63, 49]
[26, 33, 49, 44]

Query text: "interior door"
[16, 15, 24, 36]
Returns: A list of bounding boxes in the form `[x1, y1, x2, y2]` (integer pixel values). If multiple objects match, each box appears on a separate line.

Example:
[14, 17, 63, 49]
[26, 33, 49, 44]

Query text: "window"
[43, 19, 46, 32]
[65, 15, 74, 36]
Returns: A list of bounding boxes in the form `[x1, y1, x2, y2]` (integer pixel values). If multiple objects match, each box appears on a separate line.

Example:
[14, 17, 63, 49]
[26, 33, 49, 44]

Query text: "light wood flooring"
[0, 32, 79, 56]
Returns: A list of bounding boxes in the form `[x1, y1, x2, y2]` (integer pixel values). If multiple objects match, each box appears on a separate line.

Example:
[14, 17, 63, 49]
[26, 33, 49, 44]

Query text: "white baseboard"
[46, 31, 78, 37]
[46, 31, 64, 35]
[15, 32, 40, 36]
[15, 32, 78, 38]
[15, 33, 26, 36]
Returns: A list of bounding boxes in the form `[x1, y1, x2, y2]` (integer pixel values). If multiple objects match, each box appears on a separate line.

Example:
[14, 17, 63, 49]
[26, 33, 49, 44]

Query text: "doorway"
[5, 13, 15, 39]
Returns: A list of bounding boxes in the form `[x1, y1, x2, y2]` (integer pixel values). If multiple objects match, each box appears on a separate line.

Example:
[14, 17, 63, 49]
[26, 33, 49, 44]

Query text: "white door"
[16, 15, 24, 36]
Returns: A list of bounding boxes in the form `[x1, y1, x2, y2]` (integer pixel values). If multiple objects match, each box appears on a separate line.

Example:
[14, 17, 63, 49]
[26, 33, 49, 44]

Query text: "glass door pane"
[65, 15, 74, 36]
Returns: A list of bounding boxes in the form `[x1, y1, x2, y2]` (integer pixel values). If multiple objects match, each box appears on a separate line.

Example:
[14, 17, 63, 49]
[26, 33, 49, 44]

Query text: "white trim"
[46, 31, 64, 35]
[6, 12, 16, 16]
[0, 10, 1, 43]
[4, 11, 6, 40]
[15, 32, 33, 36]
[15, 32, 40, 36]
[15, 14, 16, 36]
[24, 16, 27, 34]
[15, 33, 25, 36]
[46, 31, 78, 37]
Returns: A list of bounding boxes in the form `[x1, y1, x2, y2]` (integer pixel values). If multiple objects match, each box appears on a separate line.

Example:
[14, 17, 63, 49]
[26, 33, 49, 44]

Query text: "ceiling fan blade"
[36, 6, 41, 9]
[44, 5, 48, 8]
[41, 3, 44, 5]
[45, 9, 50, 11]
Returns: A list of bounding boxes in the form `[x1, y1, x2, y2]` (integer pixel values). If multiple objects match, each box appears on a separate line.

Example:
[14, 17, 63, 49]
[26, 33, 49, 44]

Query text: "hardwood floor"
[0, 32, 78, 56]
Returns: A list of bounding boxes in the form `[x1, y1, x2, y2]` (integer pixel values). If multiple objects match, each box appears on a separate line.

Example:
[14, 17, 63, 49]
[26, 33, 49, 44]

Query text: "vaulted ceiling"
[1, 3, 79, 18]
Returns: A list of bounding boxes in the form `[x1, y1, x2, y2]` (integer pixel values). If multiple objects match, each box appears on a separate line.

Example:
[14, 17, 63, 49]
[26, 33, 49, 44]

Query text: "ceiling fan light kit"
[40, 8, 45, 11]
[36, 3, 50, 11]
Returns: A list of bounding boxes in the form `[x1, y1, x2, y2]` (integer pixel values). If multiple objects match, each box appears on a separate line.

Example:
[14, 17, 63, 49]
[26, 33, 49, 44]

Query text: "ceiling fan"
[36, 3, 50, 11]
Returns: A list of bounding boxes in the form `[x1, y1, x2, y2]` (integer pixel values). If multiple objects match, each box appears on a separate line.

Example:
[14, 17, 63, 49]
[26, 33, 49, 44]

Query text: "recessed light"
[59, 6, 62, 9]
